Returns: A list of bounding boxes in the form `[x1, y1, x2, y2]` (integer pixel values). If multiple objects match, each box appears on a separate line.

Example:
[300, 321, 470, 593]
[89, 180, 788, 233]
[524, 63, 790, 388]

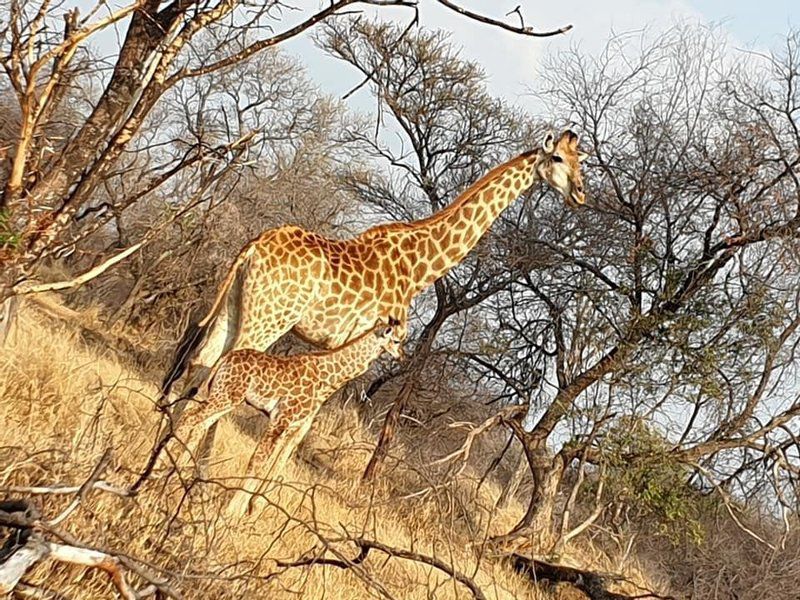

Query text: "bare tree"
[0, 0, 571, 318]
[453, 27, 800, 552]
[68, 47, 353, 340]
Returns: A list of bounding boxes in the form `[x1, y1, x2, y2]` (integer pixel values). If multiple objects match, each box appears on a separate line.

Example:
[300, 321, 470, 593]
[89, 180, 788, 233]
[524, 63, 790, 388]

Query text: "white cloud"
[417, 0, 704, 101]
[285, 0, 709, 111]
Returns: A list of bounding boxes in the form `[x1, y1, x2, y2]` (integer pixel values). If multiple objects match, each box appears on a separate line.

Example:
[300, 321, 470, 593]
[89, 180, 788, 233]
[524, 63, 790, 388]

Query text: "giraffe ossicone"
[161, 128, 589, 409]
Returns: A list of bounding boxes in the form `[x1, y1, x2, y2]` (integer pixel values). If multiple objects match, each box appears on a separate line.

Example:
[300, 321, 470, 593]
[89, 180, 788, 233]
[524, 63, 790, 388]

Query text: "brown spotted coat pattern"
[174, 130, 588, 397]
[174, 321, 406, 490]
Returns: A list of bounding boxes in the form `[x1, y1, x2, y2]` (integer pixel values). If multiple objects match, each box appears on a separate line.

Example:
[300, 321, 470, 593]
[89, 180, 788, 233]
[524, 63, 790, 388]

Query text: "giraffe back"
[208, 319, 403, 425]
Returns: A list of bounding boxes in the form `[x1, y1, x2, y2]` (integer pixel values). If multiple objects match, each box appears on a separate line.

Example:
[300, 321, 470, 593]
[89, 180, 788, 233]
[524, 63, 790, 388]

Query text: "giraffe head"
[536, 129, 589, 208]
[374, 317, 407, 359]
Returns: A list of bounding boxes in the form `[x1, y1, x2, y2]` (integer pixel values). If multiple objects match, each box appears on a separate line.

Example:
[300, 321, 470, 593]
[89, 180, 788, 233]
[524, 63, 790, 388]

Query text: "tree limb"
[434, 0, 572, 37]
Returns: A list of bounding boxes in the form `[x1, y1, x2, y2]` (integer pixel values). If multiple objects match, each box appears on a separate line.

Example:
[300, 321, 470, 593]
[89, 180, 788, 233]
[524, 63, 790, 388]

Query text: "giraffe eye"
[552, 155, 563, 163]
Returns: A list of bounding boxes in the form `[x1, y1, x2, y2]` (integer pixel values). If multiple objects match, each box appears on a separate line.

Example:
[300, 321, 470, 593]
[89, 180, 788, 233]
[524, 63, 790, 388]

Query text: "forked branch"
[430, 405, 526, 477]
[289, 537, 486, 600]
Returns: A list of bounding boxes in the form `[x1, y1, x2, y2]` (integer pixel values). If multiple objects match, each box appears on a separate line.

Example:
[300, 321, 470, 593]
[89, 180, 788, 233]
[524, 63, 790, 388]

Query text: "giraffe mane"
[410, 149, 540, 228]
[358, 149, 541, 237]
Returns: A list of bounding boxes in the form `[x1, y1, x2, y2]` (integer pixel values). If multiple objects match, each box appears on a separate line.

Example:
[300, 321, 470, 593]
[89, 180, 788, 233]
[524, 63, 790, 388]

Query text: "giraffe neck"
[315, 331, 383, 393]
[403, 150, 543, 292]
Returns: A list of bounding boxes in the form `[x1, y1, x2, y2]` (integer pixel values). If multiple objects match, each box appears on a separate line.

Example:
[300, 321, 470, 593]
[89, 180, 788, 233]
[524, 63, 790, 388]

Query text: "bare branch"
[434, 0, 572, 37]
[430, 405, 526, 476]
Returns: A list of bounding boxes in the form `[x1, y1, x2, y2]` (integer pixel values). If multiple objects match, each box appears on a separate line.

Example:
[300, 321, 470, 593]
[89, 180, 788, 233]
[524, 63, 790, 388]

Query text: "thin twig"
[692, 462, 776, 550]
[46, 449, 113, 526]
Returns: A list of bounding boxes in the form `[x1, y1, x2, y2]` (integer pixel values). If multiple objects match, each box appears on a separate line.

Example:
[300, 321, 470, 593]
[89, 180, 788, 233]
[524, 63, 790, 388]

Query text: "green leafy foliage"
[601, 417, 707, 545]
[0, 209, 20, 248]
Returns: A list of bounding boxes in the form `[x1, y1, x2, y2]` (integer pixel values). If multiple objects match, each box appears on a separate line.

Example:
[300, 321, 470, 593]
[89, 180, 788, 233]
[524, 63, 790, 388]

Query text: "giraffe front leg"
[247, 416, 315, 516]
[173, 399, 233, 477]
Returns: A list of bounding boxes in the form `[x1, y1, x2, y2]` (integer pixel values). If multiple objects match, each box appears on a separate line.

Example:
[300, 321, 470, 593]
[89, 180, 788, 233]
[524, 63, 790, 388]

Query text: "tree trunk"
[361, 373, 415, 482]
[511, 447, 565, 549]
[362, 282, 449, 482]
[17, 2, 167, 214]
[496, 415, 567, 549]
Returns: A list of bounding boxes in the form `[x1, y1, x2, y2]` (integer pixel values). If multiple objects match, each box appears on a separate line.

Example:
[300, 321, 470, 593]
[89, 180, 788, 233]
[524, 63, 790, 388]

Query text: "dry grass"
[0, 300, 653, 599]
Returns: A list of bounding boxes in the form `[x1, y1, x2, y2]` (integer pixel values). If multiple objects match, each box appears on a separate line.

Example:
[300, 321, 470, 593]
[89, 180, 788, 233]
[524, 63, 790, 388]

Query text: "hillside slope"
[0, 300, 653, 599]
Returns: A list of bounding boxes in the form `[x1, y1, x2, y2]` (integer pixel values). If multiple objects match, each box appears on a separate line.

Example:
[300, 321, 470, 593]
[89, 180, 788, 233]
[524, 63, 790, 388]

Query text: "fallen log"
[510, 554, 673, 600]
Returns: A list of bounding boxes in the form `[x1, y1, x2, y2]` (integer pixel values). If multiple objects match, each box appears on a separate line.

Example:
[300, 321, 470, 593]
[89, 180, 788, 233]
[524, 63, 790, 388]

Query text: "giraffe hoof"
[247, 494, 268, 517]
[225, 491, 252, 520]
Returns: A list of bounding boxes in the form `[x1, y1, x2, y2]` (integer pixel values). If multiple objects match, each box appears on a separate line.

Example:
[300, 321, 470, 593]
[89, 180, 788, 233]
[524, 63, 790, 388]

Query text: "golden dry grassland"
[0, 300, 653, 599]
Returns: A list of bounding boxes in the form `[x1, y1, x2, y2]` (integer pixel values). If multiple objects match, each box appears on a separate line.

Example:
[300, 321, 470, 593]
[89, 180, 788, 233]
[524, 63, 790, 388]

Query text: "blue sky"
[693, 0, 798, 43]
[275, 0, 800, 113]
[77, 0, 799, 112]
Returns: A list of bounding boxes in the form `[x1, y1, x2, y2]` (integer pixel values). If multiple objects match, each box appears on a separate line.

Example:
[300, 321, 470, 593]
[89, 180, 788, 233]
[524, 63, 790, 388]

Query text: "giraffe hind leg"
[247, 418, 315, 514]
[182, 265, 247, 399]
[225, 411, 294, 518]
[192, 419, 223, 480]
[172, 372, 236, 473]
[232, 255, 322, 352]
[162, 250, 250, 407]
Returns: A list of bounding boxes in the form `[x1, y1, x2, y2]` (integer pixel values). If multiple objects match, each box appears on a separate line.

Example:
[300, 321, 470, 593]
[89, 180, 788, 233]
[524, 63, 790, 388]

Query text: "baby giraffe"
[172, 318, 406, 517]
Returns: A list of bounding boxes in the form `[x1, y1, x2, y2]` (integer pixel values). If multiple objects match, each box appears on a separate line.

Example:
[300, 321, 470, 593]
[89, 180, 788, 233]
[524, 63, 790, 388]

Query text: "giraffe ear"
[542, 131, 556, 154]
[577, 151, 589, 163]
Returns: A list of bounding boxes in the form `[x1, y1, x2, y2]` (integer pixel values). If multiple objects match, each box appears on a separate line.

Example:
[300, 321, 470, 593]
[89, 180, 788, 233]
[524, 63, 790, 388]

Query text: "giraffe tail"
[159, 243, 256, 401]
[159, 320, 204, 399]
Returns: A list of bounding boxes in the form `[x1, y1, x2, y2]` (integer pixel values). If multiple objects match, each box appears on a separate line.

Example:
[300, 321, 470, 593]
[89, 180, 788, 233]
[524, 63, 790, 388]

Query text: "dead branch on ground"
[281, 536, 487, 600]
[0, 450, 179, 598]
[0, 499, 180, 599]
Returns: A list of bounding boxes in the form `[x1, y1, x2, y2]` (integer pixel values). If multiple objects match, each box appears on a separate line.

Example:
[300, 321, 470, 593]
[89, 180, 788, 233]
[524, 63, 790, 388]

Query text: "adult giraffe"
[162, 129, 588, 401]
